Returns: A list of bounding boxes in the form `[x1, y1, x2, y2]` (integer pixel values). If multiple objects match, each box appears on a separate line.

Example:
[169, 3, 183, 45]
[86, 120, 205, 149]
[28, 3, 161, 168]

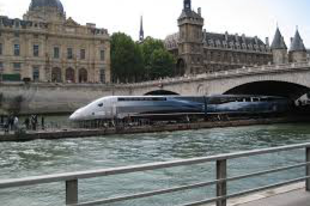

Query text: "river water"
[1, 123, 310, 206]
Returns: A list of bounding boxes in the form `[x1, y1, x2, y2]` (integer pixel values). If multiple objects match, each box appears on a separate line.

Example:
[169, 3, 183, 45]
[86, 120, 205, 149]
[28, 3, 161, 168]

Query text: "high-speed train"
[69, 95, 292, 122]
[69, 96, 205, 121]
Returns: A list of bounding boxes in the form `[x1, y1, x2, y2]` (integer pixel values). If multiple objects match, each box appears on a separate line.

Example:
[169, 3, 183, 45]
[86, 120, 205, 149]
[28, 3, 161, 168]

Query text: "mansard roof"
[290, 30, 306, 52]
[164, 31, 268, 51]
[204, 32, 265, 46]
[271, 28, 287, 50]
[0, 16, 47, 29]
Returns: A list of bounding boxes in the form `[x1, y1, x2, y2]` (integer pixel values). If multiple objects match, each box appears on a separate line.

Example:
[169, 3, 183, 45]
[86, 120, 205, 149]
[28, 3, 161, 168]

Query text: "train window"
[252, 98, 259, 102]
[98, 103, 103, 107]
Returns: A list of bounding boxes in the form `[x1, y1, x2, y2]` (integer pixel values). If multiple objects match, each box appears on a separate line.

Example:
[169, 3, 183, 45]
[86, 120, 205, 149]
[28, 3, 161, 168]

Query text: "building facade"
[165, 0, 272, 76]
[0, 0, 111, 83]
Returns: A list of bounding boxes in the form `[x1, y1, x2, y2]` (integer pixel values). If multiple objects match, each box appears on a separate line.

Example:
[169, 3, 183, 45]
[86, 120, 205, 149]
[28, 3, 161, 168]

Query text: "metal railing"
[0, 143, 310, 206]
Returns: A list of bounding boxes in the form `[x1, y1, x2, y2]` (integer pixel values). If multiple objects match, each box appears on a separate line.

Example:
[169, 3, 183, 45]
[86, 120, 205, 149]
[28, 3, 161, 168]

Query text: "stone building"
[0, 0, 111, 83]
[270, 27, 308, 64]
[164, 0, 272, 76]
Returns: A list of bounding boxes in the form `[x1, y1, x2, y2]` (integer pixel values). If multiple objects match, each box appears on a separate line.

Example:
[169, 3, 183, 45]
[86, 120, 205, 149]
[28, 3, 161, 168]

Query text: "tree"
[111, 34, 176, 83]
[140, 37, 176, 80]
[140, 37, 166, 79]
[149, 48, 176, 80]
[111, 32, 144, 83]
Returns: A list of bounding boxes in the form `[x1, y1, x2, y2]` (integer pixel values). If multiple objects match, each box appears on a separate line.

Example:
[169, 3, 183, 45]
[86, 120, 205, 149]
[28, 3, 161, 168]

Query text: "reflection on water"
[0, 123, 310, 205]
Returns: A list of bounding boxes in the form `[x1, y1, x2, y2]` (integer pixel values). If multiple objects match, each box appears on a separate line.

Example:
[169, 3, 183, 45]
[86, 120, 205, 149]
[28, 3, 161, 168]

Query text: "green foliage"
[111, 32, 143, 83]
[149, 48, 176, 80]
[111, 34, 176, 83]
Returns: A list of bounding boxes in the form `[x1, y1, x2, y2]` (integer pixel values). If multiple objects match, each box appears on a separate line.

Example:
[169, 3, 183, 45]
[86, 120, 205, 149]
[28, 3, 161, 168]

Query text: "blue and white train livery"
[69, 95, 292, 122]
[69, 96, 204, 121]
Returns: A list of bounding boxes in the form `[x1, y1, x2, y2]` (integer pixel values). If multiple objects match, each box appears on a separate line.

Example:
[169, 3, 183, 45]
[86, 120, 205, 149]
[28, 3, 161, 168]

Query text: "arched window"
[79, 68, 88, 83]
[66, 68, 75, 83]
[51, 67, 62, 82]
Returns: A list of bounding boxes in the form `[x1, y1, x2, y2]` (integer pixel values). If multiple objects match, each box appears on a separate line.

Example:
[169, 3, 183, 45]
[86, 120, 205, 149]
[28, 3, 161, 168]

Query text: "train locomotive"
[69, 95, 292, 122]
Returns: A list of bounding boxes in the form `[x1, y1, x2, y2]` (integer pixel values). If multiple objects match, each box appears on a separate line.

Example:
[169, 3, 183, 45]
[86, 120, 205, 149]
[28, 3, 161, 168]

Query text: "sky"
[0, 0, 309, 48]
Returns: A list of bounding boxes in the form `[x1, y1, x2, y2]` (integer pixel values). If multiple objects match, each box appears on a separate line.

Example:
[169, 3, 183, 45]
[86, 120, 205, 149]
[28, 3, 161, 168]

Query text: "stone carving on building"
[0, 0, 111, 83]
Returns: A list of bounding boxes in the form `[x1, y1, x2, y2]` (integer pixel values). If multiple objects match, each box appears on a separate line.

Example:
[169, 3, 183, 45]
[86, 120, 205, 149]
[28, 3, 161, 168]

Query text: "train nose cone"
[69, 112, 79, 121]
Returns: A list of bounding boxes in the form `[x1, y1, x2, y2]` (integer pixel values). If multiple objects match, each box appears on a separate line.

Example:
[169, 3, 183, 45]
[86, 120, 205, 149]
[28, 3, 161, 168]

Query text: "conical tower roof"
[290, 29, 306, 52]
[271, 28, 287, 50]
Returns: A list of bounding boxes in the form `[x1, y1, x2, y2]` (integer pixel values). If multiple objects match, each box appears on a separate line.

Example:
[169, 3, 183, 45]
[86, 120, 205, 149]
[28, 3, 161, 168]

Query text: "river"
[0, 123, 310, 206]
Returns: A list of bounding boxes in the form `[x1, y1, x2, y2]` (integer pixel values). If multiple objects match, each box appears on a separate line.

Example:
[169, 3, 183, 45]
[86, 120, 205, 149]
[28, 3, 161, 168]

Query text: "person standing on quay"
[24, 117, 30, 130]
[13, 116, 19, 131]
[31, 115, 37, 131]
[41, 116, 45, 130]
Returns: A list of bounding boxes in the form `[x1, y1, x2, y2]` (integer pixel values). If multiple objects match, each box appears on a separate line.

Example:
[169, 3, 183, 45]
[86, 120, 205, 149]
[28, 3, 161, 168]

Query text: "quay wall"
[1, 117, 308, 142]
[0, 83, 131, 114]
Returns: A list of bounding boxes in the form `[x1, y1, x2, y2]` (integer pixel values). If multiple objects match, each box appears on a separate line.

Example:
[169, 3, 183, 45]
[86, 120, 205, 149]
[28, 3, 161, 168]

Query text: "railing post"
[66, 179, 78, 205]
[306, 147, 310, 192]
[216, 159, 227, 206]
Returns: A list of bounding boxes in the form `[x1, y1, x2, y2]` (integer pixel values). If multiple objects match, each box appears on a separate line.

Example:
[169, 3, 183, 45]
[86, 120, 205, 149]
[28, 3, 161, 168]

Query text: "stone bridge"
[1, 61, 310, 114]
[128, 61, 310, 99]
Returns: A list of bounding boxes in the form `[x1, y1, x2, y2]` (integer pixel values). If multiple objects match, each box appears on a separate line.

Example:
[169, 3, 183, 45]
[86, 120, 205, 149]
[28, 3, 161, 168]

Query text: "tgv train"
[69, 95, 292, 122]
[69, 96, 205, 121]
[205, 95, 291, 114]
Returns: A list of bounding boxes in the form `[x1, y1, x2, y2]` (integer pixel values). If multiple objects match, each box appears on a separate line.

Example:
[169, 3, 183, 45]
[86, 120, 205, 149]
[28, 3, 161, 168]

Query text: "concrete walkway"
[236, 189, 310, 206]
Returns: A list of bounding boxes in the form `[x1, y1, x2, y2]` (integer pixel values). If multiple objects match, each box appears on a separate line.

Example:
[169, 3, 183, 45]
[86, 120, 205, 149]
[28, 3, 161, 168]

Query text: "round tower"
[270, 27, 288, 65]
[289, 29, 307, 63]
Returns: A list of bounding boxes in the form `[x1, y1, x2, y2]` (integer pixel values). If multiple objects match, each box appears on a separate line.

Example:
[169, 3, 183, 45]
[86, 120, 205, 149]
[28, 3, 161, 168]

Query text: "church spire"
[139, 16, 144, 42]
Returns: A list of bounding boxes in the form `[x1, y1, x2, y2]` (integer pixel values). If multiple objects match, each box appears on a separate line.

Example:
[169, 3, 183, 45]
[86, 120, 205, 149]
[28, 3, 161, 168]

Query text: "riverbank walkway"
[238, 189, 310, 206]
[212, 183, 310, 206]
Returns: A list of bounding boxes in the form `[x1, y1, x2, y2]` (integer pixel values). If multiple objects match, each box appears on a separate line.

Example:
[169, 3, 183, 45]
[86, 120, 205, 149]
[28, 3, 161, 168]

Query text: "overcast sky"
[0, 0, 309, 47]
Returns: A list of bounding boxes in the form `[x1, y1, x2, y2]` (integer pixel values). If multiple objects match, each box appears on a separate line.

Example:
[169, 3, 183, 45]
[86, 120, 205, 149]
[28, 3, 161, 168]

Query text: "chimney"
[254, 36, 258, 44]
[235, 33, 239, 42]
[198, 7, 201, 16]
[225, 31, 229, 41]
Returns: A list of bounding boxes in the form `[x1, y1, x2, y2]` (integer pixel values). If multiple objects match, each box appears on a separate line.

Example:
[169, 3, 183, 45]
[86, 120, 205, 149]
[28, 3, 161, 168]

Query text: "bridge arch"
[144, 90, 180, 96]
[224, 80, 310, 100]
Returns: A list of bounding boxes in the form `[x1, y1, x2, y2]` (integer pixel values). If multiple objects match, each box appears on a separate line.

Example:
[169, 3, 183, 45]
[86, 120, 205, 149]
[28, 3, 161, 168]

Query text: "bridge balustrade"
[0, 143, 310, 206]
